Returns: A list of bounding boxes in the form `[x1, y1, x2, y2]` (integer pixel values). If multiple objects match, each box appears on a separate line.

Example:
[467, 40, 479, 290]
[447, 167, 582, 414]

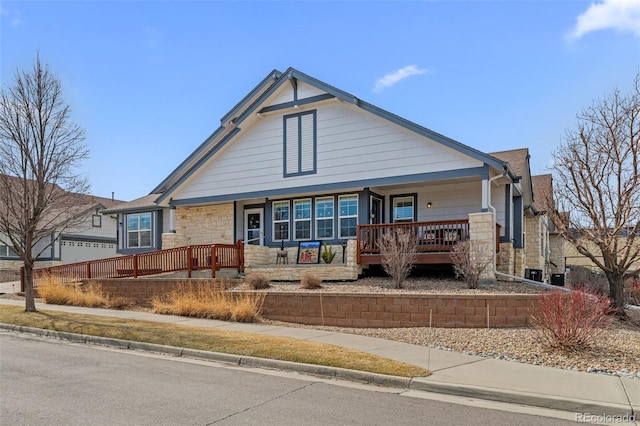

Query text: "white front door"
[244, 208, 264, 245]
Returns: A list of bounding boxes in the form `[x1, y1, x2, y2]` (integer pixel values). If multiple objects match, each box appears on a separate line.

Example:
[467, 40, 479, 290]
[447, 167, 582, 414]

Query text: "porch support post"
[481, 178, 489, 212]
[169, 205, 176, 233]
[468, 212, 496, 283]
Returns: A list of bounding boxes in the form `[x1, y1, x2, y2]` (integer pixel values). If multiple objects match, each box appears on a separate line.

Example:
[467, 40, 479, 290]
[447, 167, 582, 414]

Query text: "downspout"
[488, 167, 569, 291]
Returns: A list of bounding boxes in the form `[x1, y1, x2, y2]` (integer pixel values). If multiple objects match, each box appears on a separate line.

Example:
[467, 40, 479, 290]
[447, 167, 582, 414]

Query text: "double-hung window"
[293, 199, 312, 240]
[127, 213, 152, 248]
[284, 110, 316, 177]
[338, 195, 358, 238]
[392, 196, 415, 223]
[315, 197, 334, 239]
[272, 201, 290, 241]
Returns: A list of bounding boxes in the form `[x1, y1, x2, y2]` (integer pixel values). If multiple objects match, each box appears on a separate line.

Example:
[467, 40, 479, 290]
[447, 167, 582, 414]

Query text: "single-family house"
[0, 180, 123, 270]
[104, 67, 559, 282]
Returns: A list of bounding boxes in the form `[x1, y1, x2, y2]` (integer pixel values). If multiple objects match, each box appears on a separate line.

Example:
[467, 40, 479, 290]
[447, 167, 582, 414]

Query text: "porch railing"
[357, 219, 501, 263]
[22, 240, 244, 291]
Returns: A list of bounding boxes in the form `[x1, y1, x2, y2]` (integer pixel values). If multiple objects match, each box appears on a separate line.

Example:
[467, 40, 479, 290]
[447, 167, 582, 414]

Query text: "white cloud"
[567, 0, 640, 41]
[373, 65, 428, 93]
[0, 5, 22, 27]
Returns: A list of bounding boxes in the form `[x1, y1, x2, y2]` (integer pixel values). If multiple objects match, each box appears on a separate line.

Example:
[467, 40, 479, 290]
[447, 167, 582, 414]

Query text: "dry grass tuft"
[246, 273, 271, 290]
[152, 282, 265, 322]
[300, 273, 322, 289]
[38, 277, 108, 308]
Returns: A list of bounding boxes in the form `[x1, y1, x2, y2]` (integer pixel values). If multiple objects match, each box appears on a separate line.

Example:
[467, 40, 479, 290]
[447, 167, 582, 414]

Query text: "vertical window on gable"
[284, 110, 316, 177]
[293, 199, 312, 240]
[273, 201, 290, 241]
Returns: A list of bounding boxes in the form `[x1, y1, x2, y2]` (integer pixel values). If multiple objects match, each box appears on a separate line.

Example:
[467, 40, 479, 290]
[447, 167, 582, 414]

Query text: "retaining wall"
[86, 278, 538, 328]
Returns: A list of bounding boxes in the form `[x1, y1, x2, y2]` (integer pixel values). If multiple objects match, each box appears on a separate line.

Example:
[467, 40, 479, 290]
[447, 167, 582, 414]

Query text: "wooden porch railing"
[357, 219, 501, 264]
[22, 240, 244, 291]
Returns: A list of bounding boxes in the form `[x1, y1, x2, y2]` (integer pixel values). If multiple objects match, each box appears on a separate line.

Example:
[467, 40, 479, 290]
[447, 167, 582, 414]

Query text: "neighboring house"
[105, 67, 554, 282]
[0, 186, 124, 270]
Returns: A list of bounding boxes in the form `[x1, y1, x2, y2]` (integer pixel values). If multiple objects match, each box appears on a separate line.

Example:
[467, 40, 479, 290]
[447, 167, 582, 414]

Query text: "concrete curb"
[0, 323, 634, 417]
[408, 378, 634, 417]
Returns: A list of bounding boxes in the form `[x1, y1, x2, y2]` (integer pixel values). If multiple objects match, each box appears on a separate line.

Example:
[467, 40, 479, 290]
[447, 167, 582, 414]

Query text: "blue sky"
[1, 1, 639, 202]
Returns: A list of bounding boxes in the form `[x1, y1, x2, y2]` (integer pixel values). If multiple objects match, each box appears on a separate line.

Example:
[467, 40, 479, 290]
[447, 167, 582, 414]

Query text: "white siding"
[172, 82, 483, 201]
[373, 180, 507, 234]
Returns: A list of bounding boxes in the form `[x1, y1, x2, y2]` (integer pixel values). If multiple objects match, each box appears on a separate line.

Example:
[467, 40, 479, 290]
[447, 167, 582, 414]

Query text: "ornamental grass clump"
[151, 282, 265, 323]
[300, 273, 322, 289]
[530, 289, 614, 350]
[245, 273, 271, 290]
[38, 276, 108, 308]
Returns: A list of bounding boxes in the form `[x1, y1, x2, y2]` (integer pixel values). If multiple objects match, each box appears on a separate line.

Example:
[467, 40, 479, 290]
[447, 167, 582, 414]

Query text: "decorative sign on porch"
[297, 241, 321, 264]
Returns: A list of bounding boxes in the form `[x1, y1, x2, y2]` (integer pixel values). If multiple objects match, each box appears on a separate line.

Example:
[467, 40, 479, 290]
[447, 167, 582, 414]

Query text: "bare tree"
[546, 73, 640, 313]
[450, 239, 493, 289]
[0, 55, 89, 312]
[378, 228, 418, 289]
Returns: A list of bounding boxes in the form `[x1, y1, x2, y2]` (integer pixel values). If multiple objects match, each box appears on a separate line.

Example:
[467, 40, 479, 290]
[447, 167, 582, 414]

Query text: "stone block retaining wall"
[87, 278, 537, 328]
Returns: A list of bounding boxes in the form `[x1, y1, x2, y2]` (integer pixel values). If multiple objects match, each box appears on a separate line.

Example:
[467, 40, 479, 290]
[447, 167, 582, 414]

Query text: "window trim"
[293, 198, 312, 241]
[283, 110, 317, 178]
[315, 196, 335, 240]
[390, 194, 417, 223]
[272, 200, 290, 242]
[338, 194, 358, 239]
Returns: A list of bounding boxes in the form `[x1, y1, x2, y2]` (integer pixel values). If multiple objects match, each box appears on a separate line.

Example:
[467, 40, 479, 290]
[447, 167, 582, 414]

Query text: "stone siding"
[468, 212, 496, 281]
[549, 234, 565, 274]
[173, 204, 234, 246]
[244, 240, 360, 281]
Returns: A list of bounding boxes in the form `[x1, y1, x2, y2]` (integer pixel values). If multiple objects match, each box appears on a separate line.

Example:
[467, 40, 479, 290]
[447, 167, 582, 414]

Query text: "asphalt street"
[0, 332, 581, 426]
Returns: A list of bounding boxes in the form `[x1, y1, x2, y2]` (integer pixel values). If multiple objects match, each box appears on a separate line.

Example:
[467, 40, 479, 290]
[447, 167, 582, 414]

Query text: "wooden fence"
[21, 240, 244, 291]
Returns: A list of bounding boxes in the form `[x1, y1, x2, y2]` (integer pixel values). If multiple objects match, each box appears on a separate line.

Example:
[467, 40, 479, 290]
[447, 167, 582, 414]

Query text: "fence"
[21, 240, 244, 291]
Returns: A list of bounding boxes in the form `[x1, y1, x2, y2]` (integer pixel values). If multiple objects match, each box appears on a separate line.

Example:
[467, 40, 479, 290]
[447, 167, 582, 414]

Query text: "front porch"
[357, 218, 501, 266]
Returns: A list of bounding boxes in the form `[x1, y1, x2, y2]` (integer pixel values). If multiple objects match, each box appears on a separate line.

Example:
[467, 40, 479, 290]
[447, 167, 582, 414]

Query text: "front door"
[244, 208, 264, 245]
[370, 196, 383, 224]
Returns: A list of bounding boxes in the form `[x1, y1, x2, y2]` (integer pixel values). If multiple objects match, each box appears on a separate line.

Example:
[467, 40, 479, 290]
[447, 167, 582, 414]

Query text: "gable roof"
[489, 148, 529, 178]
[101, 194, 162, 214]
[151, 67, 516, 206]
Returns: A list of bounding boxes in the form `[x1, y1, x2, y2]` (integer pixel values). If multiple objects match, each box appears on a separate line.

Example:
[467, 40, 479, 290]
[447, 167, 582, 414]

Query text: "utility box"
[525, 269, 543, 282]
[551, 273, 565, 287]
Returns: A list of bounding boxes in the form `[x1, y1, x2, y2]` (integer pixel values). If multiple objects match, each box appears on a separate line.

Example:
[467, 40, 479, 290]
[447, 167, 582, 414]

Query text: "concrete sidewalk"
[0, 297, 638, 419]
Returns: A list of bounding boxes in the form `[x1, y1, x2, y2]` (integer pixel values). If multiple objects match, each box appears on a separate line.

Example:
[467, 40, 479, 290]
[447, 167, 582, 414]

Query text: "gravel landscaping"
[252, 275, 640, 379]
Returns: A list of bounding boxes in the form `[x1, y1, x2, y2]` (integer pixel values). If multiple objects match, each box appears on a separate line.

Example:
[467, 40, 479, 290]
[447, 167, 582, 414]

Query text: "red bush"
[530, 289, 614, 349]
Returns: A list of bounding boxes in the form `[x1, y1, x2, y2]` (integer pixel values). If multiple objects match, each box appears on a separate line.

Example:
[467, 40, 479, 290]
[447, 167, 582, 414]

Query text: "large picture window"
[294, 199, 312, 240]
[315, 197, 334, 239]
[284, 110, 316, 177]
[392, 195, 416, 223]
[127, 213, 152, 248]
[338, 194, 358, 238]
[272, 201, 290, 241]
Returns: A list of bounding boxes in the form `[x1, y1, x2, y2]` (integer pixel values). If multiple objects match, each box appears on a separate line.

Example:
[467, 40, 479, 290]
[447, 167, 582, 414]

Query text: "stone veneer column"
[468, 212, 496, 282]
